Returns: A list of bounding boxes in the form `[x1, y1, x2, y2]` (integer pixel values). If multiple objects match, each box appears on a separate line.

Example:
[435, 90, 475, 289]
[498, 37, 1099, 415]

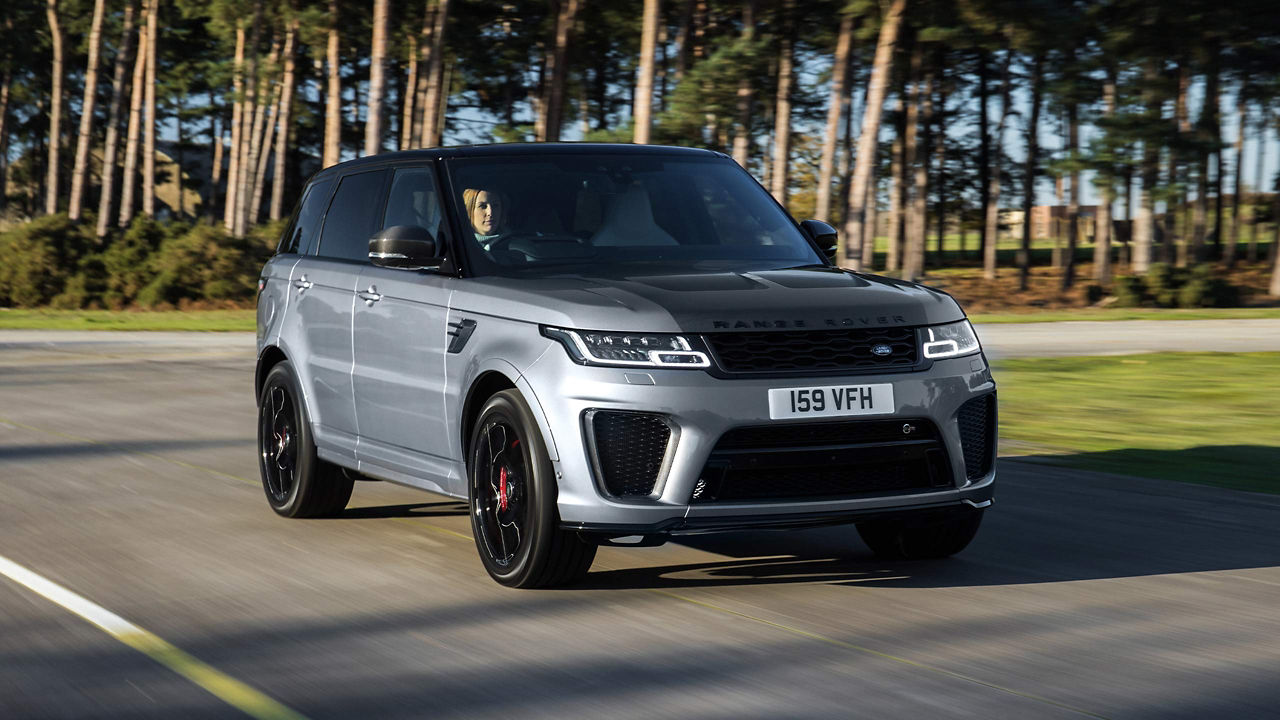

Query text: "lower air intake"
[956, 393, 996, 480]
[589, 411, 672, 497]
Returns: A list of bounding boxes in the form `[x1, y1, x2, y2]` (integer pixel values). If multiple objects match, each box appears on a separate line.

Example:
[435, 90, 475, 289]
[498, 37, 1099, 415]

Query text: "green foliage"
[0, 214, 96, 308]
[1112, 264, 1242, 309]
[1111, 275, 1148, 307]
[137, 224, 268, 307]
[101, 216, 171, 305]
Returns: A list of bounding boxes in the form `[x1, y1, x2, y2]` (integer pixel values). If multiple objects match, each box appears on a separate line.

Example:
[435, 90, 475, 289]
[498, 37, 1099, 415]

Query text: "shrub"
[137, 224, 268, 307]
[0, 214, 96, 307]
[1084, 284, 1106, 304]
[1111, 275, 1148, 307]
[101, 216, 171, 304]
[1145, 263, 1187, 308]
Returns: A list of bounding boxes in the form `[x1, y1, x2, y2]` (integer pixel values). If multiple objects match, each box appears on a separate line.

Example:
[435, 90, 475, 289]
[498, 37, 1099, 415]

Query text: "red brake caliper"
[498, 467, 509, 511]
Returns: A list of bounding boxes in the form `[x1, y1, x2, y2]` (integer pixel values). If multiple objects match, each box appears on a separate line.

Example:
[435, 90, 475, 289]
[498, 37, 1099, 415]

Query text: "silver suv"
[256, 144, 996, 588]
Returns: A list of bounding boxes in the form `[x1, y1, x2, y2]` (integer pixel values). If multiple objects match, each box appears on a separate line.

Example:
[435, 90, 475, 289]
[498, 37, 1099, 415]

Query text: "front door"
[352, 166, 458, 494]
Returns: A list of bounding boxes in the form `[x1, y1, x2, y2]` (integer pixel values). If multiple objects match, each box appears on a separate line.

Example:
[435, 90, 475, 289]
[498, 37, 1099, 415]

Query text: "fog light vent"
[589, 411, 672, 497]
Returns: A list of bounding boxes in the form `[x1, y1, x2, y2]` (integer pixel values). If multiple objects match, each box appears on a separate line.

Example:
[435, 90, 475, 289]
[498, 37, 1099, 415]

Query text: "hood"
[449, 266, 966, 333]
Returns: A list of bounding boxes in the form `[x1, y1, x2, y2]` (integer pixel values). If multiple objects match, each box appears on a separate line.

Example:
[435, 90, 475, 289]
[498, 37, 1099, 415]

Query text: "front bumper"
[520, 344, 997, 533]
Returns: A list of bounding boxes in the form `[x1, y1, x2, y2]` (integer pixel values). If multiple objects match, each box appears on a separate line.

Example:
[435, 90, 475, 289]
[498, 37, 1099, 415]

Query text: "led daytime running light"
[547, 328, 711, 369]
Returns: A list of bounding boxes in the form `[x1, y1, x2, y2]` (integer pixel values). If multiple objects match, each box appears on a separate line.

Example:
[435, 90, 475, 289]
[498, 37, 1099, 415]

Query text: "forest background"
[2, 0, 1280, 313]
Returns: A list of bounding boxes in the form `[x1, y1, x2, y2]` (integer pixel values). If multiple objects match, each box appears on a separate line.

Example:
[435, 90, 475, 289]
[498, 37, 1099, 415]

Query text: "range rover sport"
[255, 143, 997, 588]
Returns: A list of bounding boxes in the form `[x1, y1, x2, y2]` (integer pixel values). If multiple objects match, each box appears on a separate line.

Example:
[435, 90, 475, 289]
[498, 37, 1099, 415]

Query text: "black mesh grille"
[704, 327, 918, 374]
[957, 393, 996, 480]
[716, 418, 939, 450]
[693, 419, 951, 504]
[590, 411, 671, 497]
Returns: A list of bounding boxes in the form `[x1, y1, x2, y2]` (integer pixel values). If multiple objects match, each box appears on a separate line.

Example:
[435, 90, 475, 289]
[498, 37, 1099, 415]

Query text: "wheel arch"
[255, 345, 289, 400]
[460, 369, 560, 466]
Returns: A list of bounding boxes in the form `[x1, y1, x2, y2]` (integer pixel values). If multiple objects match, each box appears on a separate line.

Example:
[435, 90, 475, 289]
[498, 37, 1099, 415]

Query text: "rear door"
[352, 165, 458, 493]
[291, 168, 390, 463]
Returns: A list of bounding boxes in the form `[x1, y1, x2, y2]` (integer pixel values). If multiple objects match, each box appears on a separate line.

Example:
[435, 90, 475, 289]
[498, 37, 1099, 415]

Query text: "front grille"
[957, 393, 996, 480]
[704, 327, 918, 375]
[692, 419, 952, 503]
[589, 411, 672, 497]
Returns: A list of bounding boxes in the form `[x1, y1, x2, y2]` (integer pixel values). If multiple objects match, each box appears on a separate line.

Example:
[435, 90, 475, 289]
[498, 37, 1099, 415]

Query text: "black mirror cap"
[800, 219, 839, 261]
[369, 225, 442, 269]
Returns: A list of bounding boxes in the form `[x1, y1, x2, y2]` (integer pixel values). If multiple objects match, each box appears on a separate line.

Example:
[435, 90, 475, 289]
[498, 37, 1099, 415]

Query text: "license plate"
[768, 384, 895, 420]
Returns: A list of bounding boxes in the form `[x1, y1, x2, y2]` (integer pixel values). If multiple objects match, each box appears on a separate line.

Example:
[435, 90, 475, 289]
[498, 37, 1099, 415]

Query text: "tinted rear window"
[278, 178, 333, 255]
[317, 170, 391, 262]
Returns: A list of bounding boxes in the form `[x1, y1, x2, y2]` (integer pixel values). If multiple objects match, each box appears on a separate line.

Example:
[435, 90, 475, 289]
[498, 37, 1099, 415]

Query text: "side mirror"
[369, 225, 442, 269]
[800, 219, 838, 261]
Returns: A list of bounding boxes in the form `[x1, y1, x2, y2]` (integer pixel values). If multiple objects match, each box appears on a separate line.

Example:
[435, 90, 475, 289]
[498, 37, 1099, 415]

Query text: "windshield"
[446, 153, 825, 277]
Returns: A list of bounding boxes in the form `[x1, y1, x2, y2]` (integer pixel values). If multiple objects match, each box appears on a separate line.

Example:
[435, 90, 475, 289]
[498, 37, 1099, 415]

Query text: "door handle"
[292, 275, 313, 291]
[358, 285, 382, 305]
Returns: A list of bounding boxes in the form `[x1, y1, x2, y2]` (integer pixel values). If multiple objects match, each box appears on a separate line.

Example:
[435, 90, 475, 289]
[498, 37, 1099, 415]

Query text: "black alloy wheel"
[473, 418, 531, 568]
[257, 361, 354, 518]
[261, 383, 298, 505]
[468, 390, 596, 588]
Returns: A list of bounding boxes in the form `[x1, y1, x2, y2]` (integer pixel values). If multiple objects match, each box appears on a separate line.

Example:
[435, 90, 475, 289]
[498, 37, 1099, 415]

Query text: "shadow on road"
[1017, 445, 1279, 494]
[582, 460, 1280, 591]
[341, 500, 468, 519]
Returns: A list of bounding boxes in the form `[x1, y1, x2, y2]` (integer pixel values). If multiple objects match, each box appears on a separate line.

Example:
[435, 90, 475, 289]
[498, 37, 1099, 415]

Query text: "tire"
[257, 361, 354, 518]
[468, 389, 596, 588]
[856, 508, 984, 560]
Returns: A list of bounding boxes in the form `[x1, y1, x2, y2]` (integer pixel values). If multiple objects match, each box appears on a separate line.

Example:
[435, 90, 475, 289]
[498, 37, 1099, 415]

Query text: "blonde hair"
[463, 188, 505, 226]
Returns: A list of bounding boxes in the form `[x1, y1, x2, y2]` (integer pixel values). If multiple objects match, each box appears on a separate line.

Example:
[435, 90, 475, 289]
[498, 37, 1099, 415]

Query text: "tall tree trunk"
[323, 0, 341, 167]
[886, 95, 905, 273]
[209, 115, 224, 220]
[69, 0, 106, 221]
[673, 0, 694, 81]
[770, 0, 794, 207]
[983, 46, 1011, 281]
[1173, 62, 1189, 265]
[413, 1, 437, 147]
[420, 0, 451, 147]
[242, 34, 278, 233]
[0, 71, 9, 215]
[400, 34, 418, 150]
[141, 0, 157, 217]
[363, 0, 389, 155]
[816, 11, 852, 221]
[1134, 59, 1159, 274]
[95, 0, 137, 239]
[976, 49, 990, 268]
[538, 0, 578, 142]
[1271, 193, 1280, 296]
[840, 0, 907, 268]
[223, 25, 245, 230]
[252, 74, 282, 224]
[904, 48, 931, 283]
[119, 0, 149, 228]
[1062, 98, 1079, 289]
[933, 71, 945, 265]
[1249, 109, 1265, 263]
[271, 19, 298, 220]
[1018, 53, 1044, 292]
[1193, 54, 1220, 266]
[634, 0, 661, 145]
[234, 1, 264, 233]
[46, 0, 65, 216]
[1093, 68, 1116, 285]
[729, 0, 756, 165]
[861, 163, 878, 268]
[1226, 94, 1244, 267]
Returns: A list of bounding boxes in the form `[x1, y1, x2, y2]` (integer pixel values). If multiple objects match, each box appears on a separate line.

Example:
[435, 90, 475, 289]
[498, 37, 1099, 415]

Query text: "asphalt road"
[1, 330, 1278, 719]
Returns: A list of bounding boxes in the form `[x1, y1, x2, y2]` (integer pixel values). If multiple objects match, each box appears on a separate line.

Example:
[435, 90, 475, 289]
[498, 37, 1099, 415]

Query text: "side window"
[279, 178, 333, 255]
[316, 169, 391, 262]
[382, 167, 444, 242]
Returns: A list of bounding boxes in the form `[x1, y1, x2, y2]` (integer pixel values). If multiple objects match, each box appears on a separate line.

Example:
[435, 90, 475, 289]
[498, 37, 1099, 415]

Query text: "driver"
[463, 187, 506, 250]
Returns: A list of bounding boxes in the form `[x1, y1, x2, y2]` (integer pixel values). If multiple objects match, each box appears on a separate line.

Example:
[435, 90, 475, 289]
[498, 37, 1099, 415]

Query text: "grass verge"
[0, 309, 256, 331]
[995, 352, 1280, 494]
[970, 307, 1280, 323]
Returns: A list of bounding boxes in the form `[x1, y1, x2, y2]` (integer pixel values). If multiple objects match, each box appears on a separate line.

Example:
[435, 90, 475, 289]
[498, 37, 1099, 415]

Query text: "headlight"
[918, 320, 981, 359]
[542, 327, 711, 368]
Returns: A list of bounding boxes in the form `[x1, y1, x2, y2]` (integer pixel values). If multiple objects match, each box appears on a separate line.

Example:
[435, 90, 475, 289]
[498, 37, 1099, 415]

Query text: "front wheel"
[856, 509, 984, 560]
[468, 390, 596, 588]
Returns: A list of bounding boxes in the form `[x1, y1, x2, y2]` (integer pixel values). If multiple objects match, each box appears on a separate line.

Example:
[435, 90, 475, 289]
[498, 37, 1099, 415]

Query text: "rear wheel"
[856, 509, 983, 560]
[257, 361, 353, 518]
[468, 390, 596, 588]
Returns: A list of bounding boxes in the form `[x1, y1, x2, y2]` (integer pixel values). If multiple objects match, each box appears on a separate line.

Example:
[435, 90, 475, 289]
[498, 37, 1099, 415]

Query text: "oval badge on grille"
[871, 344, 893, 356]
